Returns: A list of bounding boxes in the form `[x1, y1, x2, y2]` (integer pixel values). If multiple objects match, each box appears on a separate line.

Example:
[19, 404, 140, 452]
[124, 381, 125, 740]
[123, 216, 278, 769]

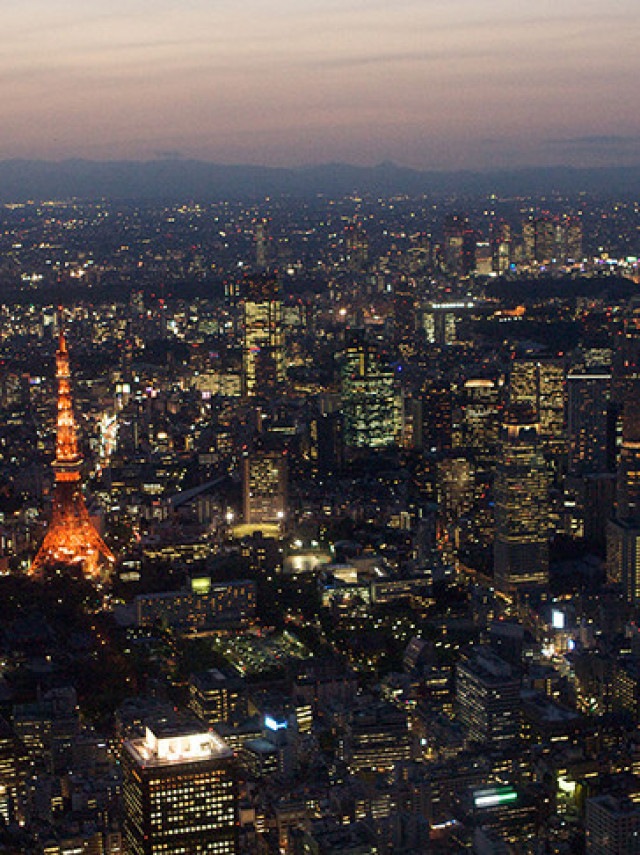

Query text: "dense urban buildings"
[0, 191, 640, 852]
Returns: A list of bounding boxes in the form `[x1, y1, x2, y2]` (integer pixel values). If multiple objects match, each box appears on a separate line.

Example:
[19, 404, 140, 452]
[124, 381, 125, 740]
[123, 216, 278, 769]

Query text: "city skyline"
[4, 0, 640, 170]
[0, 190, 639, 851]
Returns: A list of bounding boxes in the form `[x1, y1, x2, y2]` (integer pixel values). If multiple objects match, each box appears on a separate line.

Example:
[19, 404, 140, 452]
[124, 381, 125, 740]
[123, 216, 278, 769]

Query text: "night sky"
[4, 0, 639, 169]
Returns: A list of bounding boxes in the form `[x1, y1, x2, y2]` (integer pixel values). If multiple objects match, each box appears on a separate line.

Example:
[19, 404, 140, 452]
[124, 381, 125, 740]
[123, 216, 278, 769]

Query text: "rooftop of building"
[124, 720, 233, 768]
[459, 648, 516, 682]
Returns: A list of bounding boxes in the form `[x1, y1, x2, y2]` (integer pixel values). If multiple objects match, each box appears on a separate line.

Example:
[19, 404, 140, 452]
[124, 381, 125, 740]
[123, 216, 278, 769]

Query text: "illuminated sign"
[191, 576, 211, 595]
[552, 609, 565, 630]
[264, 715, 288, 732]
[473, 787, 518, 808]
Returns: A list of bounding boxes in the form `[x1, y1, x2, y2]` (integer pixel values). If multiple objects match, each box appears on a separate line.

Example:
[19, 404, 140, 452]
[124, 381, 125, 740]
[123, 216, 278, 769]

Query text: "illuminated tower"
[494, 407, 549, 593]
[241, 274, 285, 398]
[29, 332, 114, 581]
[122, 721, 238, 854]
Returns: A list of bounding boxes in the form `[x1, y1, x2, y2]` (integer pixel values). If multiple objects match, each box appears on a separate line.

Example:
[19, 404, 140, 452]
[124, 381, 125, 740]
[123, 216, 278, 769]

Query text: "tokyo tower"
[29, 331, 115, 581]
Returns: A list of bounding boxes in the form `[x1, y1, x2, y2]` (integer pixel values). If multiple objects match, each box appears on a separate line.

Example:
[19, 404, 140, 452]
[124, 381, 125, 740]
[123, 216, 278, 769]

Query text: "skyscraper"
[510, 357, 565, 455]
[521, 215, 582, 266]
[607, 384, 640, 603]
[586, 795, 640, 855]
[456, 648, 521, 746]
[461, 377, 502, 470]
[567, 368, 612, 476]
[491, 220, 512, 274]
[444, 214, 468, 276]
[254, 217, 269, 270]
[613, 298, 640, 404]
[29, 332, 114, 580]
[494, 407, 549, 593]
[393, 275, 417, 350]
[242, 445, 287, 528]
[241, 274, 285, 398]
[343, 222, 369, 271]
[341, 329, 397, 449]
[122, 720, 238, 854]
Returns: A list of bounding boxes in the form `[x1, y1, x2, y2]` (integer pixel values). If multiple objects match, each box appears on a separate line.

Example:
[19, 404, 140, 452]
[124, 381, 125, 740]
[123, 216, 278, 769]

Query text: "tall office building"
[509, 359, 538, 410]
[586, 795, 640, 855]
[522, 215, 582, 266]
[491, 220, 512, 274]
[443, 214, 466, 275]
[309, 412, 344, 474]
[242, 445, 287, 527]
[607, 385, 640, 603]
[474, 240, 493, 275]
[494, 407, 549, 593]
[560, 216, 583, 263]
[613, 298, 640, 404]
[437, 457, 475, 523]
[616, 392, 640, 522]
[341, 330, 397, 449]
[0, 718, 27, 824]
[344, 702, 412, 773]
[241, 274, 285, 398]
[537, 358, 566, 453]
[122, 720, 238, 854]
[254, 217, 269, 270]
[510, 357, 565, 455]
[189, 669, 246, 728]
[456, 648, 521, 746]
[567, 368, 612, 476]
[393, 276, 417, 349]
[461, 378, 502, 469]
[343, 222, 369, 271]
[522, 216, 555, 264]
[423, 383, 453, 453]
[422, 304, 457, 346]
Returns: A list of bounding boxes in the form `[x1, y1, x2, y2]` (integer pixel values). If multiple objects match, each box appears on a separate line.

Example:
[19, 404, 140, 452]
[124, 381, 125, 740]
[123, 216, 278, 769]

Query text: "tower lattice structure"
[30, 332, 114, 580]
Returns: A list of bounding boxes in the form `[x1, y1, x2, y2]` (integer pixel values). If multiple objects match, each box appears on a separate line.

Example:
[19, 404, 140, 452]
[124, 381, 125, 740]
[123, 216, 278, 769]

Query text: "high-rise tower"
[241, 274, 285, 398]
[122, 720, 238, 854]
[29, 332, 114, 581]
[242, 445, 288, 529]
[341, 329, 397, 449]
[607, 383, 640, 603]
[494, 407, 549, 593]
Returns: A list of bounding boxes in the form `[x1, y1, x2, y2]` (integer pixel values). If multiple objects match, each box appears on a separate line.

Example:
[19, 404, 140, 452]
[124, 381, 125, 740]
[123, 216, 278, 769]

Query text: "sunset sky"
[4, 0, 639, 169]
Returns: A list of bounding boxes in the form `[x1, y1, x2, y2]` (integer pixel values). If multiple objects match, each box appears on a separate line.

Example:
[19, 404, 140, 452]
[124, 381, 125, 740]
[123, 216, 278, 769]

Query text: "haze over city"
[4, 0, 640, 169]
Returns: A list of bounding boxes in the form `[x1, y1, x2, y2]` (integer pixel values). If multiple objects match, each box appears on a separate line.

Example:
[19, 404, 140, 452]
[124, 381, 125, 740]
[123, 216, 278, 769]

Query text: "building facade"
[122, 722, 238, 854]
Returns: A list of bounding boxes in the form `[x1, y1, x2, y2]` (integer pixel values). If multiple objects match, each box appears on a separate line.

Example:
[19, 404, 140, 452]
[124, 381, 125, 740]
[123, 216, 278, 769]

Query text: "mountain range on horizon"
[2, 158, 640, 202]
